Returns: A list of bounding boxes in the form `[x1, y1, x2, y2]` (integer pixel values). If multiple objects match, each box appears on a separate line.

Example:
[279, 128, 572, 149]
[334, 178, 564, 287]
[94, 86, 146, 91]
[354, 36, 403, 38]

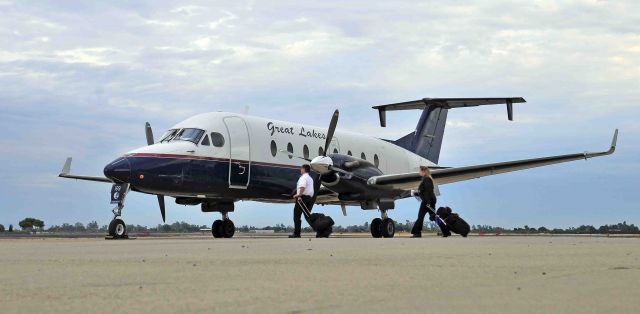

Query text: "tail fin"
[374, 97, 525, 164]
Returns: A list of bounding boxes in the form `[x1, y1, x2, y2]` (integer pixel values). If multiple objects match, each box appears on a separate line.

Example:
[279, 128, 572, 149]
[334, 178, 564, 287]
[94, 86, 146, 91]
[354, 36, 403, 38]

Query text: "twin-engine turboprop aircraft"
[59, 97, 618, 238]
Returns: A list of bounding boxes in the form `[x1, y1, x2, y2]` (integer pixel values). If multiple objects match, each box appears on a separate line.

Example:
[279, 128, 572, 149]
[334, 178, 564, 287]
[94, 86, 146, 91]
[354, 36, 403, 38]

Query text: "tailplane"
[373, 97, 525, 164]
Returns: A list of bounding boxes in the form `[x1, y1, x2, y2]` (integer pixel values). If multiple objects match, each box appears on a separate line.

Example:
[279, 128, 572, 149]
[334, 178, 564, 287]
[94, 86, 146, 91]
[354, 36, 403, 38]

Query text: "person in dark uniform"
[289, 164, 315, 238]
[411, 166, 449, 237]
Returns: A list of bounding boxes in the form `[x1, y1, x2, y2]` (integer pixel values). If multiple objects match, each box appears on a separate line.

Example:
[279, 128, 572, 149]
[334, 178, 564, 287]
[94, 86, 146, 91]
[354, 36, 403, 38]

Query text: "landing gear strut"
[370, 210, 395, 238]
[211, 212, 235, 238]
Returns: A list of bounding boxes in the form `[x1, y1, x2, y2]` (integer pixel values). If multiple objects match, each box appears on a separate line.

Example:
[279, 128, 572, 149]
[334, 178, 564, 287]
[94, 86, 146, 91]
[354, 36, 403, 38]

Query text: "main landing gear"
[370, 210, 395, 238]
[211, 212, 236, 238]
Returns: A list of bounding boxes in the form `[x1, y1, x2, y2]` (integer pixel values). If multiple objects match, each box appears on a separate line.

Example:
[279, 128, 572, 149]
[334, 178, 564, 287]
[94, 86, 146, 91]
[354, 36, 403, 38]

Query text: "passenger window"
[361, 153, 366, 160]
[347, 150, 352, 156]
[303, 145, 310, 160]
[374, 154, 380, 167]
[210, 132, 225, 147]
[201, 135, 210, 146]
[318, 147, 324, 156]
[270, 140, 277, 157]
[287, 143, 294, 159]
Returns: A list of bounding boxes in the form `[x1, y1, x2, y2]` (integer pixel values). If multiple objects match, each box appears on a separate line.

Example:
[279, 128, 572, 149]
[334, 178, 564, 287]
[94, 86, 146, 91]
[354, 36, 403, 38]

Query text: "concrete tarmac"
[1, 235, 639, 313]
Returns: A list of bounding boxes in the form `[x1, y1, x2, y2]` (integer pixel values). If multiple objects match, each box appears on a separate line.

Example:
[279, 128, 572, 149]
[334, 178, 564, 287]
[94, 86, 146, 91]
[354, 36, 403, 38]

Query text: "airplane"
[59, 97, 618, 239]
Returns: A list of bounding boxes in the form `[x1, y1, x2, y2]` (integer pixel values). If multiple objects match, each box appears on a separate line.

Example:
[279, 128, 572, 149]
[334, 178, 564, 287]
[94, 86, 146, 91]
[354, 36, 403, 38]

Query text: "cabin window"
[374, 154, 380, 167]
[333, 148, 338, 154]
[347, 150, 352, 156]
[174, 128, 205, 144]
[210, 132, 225, 147]
[303, 145, 310, 160]
[287, 143, 294, 159]
[200, 134, 210, 146]
[270, 140, 277, 157]
[361, 153, 366, 160]
[318, 147, 324, 156]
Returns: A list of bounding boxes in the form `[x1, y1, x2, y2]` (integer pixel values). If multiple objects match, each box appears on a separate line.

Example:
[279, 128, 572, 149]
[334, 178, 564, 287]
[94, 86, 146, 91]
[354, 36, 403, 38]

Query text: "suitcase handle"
[297, 198, 312, 219]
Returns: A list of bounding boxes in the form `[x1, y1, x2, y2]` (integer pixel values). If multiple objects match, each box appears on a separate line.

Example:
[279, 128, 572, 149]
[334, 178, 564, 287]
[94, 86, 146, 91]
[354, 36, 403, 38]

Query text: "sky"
[0, 0, 638, 230]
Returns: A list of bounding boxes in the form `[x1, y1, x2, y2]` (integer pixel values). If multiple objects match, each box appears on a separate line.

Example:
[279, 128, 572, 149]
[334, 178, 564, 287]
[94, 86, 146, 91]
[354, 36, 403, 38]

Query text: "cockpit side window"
[159, 129, 179, 143]
[201, 134, 210, 146]
[173, 128, 205, 144]
[210, 132, 225, 147]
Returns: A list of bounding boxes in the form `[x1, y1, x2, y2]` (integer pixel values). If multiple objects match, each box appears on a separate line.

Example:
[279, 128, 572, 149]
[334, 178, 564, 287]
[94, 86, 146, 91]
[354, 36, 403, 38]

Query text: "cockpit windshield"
[159, 129, 179, 143]
[173, 128, 205, 144]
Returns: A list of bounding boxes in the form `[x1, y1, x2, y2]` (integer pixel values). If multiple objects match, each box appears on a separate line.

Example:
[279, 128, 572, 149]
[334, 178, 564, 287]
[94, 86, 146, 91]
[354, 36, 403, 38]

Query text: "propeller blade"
[145, 122, 154, 146]
[323, 110, 339, 156]
[157, 195, 166, 222]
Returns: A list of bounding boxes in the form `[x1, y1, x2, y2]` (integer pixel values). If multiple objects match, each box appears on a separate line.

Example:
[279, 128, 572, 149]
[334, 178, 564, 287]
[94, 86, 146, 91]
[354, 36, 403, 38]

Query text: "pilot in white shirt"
[290, 164, 315, 238]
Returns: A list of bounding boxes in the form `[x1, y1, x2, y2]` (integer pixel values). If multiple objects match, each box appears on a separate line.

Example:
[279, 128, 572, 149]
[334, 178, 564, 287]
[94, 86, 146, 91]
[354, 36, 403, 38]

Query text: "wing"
[58, 157, 113, 183]
[368, 129, 618, 190]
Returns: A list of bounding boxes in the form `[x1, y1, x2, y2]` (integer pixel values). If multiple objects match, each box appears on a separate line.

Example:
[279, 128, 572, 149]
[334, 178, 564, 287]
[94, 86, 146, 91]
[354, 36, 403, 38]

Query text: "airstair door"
[224, 117, 251, 189]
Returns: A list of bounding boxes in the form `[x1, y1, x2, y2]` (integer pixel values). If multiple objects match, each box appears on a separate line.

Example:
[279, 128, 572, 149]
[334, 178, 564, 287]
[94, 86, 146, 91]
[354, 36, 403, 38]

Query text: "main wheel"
[108, 218, 127, 239]
[212, 220, 224, 238]
[370, 218, 382, 238]
[380, 218, 395, 238]
[316, 226, 332, 238]
[222, 219, 235, 238]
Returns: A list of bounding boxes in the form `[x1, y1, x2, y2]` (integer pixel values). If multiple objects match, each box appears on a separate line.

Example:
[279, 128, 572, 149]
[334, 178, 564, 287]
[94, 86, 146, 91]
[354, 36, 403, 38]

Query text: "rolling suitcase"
[297, 198, 334, 238]
[436, 206, 470, 237]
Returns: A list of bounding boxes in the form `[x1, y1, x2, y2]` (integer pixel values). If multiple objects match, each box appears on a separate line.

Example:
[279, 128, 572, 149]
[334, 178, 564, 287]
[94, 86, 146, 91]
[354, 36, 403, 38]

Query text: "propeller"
[323, 110, 339, 156]
[145, 122, 167, 223]
[145, 122, 154, 145]
[311, 110, 348, 175]
[158, 195, 166, 222]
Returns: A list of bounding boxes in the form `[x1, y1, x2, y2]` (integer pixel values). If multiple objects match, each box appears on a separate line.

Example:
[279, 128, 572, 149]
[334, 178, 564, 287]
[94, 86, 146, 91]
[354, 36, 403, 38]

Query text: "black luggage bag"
[297, 198, 334, 237]
[436, 207, 470, 237]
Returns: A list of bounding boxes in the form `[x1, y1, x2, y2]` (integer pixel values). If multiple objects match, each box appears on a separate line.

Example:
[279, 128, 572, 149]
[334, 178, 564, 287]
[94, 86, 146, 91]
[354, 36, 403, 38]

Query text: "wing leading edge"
[368, 129, 618, 190]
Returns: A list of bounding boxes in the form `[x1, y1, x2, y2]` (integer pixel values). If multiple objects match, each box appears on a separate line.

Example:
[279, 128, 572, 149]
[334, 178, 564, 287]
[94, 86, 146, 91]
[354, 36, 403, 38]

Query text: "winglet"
[61, 157, 72, 175]
[610, 129, 618, 153]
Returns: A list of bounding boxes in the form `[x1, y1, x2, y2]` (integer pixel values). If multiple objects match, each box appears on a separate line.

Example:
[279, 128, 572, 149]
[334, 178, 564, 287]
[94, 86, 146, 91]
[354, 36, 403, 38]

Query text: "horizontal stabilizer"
[373, 97, 525, 127]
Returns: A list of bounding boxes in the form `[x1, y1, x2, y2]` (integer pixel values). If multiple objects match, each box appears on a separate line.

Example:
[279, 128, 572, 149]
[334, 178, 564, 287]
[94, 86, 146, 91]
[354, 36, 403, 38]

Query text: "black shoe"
[288, 234, 301, 238]
[411, 233, 422, 238]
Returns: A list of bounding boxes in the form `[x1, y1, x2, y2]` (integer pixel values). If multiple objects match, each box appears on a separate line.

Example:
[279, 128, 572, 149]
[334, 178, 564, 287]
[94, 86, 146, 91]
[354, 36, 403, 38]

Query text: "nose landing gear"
[107, 183, 130, 239]
[107, 203, 129, 239]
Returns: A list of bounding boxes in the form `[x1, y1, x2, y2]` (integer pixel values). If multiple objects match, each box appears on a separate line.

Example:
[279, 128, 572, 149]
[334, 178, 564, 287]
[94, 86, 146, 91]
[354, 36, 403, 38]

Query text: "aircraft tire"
[316, 226, 332, 238]
[108, 218, 127, 239]
[370, 218, 383, 238]
[222, 219, 235, 238]
[212, 220, 224, 238]
[380, 218, 395, 238]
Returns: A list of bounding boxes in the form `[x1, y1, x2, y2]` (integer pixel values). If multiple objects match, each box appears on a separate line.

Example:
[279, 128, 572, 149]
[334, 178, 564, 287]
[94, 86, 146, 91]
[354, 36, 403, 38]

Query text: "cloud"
[0, 0, 638, 227]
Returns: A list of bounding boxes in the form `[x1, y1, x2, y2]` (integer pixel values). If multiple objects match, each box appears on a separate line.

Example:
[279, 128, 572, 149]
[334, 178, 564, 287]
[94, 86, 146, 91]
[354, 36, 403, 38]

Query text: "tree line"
[1, 218, 639, 234]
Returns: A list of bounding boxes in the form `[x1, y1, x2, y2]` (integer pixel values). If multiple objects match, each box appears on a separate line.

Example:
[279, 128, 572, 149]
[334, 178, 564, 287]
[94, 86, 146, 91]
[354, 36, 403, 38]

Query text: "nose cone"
[104, 157, 131, 183]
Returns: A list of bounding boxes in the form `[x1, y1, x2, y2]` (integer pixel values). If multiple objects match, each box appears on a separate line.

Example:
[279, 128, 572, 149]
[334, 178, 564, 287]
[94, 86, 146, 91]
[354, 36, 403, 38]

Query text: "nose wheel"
[108, 218, 127, 238]
[370, 211, 395, 238]
[212, 213, 235, 238]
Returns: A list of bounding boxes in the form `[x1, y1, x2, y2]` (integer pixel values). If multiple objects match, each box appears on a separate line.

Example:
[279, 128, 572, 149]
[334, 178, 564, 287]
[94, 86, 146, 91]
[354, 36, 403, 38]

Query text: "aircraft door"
[223, 116, 251, 189]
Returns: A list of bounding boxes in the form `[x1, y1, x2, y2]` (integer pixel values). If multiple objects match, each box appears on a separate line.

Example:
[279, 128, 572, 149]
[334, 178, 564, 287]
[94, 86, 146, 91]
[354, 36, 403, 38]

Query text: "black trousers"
[411, 200, 436, 235]
[293, 196, 314, 235]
